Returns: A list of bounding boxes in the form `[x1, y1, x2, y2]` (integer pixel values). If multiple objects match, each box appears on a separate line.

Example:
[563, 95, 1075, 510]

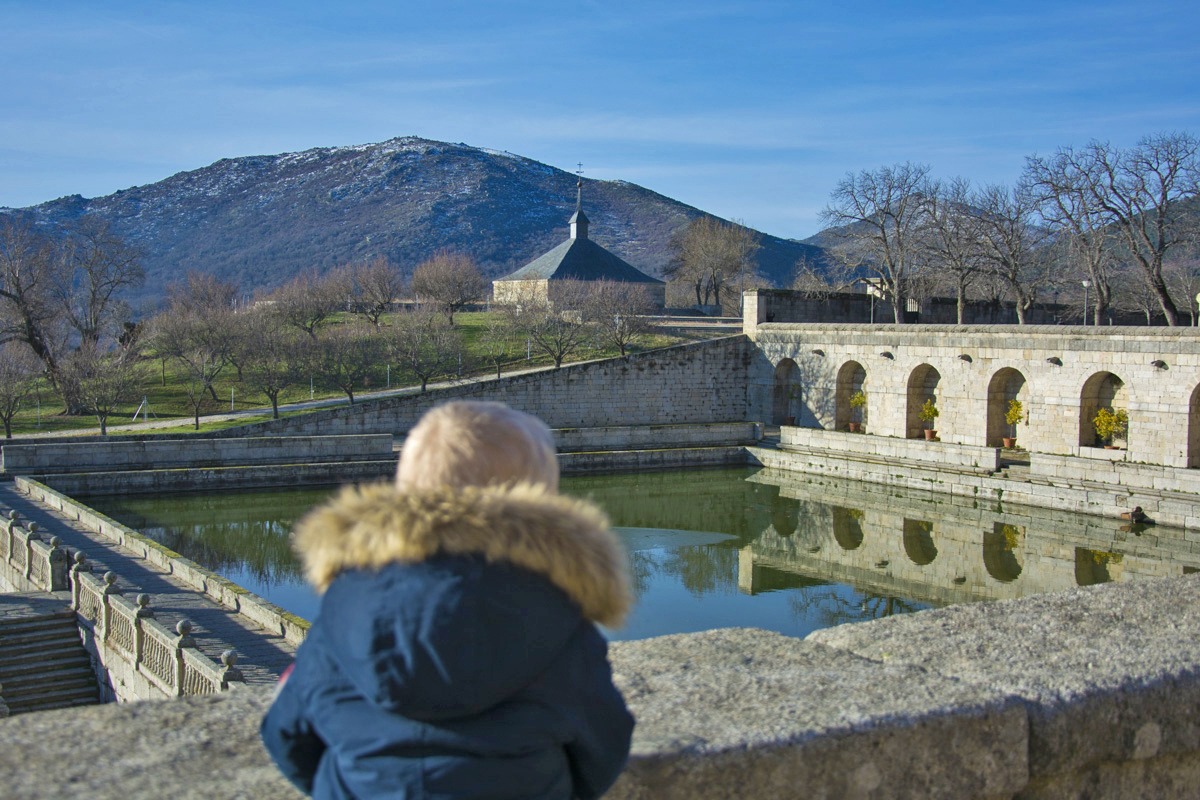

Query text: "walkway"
[0, 483, 296, 686]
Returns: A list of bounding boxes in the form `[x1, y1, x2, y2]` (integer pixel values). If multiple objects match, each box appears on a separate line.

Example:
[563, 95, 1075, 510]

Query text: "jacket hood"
[294, 481, 632, 627]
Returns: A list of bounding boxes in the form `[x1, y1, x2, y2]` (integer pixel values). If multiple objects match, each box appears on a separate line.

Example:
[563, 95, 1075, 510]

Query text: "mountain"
[3, 137, 827, 305]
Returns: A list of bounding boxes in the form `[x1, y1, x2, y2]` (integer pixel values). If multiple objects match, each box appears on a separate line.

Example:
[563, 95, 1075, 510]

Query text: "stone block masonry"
[1, 434, 394, 476]
[6, 574, 1200, 799]
[747, 320, 1200, 469]
[208, 336, 755, 438]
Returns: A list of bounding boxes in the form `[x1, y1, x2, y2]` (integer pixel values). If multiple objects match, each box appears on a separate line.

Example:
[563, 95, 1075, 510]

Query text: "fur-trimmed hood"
[294, 481, 632, 627]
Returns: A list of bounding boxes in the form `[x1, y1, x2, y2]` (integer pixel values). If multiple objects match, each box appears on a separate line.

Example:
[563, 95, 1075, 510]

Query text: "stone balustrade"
[0, 511, 68, 593]
[0, 510, 244, 703]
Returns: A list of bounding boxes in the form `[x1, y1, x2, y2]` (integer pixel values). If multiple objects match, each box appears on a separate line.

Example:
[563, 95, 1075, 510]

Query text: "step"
[0, 617, 79, 640]
[1, 672, 97, 697]
[0, 611, 75, 631]
[0, 639, 87, 665]
[6, 690, 100, 714]
[0, 655, 93, 680]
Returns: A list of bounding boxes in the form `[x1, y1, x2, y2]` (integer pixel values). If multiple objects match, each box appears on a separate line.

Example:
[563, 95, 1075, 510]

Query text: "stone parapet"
[1, 434, 394, 476]
[13, 479, 310, 647]
[780, 426, 1001, 472]
[554, 422, 759, 453]
[4, 575, 1200, 799]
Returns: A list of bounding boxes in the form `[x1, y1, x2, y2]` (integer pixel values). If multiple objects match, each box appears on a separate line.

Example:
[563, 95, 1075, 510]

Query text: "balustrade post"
[70, 551, 90, 611]
[20, 522, 38, 580]
[219, 650, 244, 688]
[47, 536, 68, 591]
[100, 571, 121, 643]
[133, 594, 154, 666]
[174, 619, 196, 697]
[2, 510, 17, 561]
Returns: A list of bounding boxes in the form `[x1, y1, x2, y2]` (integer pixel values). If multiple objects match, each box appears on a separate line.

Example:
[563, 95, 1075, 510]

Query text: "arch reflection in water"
[983, 523, 1024, 583]
[86, 466, 1200, 641]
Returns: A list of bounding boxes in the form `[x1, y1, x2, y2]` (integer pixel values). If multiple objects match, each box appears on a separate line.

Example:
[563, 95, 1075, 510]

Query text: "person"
[261, 401, 635, 799]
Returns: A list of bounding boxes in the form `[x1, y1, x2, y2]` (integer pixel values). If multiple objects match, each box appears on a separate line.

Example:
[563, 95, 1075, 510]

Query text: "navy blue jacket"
[261, 482, 635, 799]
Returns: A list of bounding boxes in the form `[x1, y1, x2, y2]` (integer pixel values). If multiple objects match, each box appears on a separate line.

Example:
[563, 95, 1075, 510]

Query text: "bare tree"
[0, 220, 75, 397]
[387, 309, 463, 392]
[503, 283, 592, 368]
[1164, 255, 1200, 326]
[0, 341, 40, 438]
[920, 177, 985, 323]
[60, 340, 144, 436]
[1060, 134, 1200, 325]
[238, 310, 302, 418]
[665, 217, 760, 311]
[349, 256, 406, 326]
[479, 312, 519, 379]
[52, 218, 143, 348]
[820, 163, 933, 323]
[316, 323, 384, 404]
[974, 182, 1053, 324]
[150, 307, 233, 428]
[581, 281, 656, 356]
[410, 250, 487, 325]
[166, 271, 238, 316]
[1026, 150, 1120, 324]
[269, 269, 353, 339]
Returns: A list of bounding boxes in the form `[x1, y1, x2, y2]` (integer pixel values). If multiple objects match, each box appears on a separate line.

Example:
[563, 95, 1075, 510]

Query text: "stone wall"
[745, 321, 1200, 468]
[208, 337, 754, 438]
[1, 434, 394, 476]
[5, 574, 1200, 799]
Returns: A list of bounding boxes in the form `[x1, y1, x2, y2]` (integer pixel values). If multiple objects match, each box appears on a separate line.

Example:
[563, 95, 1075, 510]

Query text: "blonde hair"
[396, 401, 559, 492]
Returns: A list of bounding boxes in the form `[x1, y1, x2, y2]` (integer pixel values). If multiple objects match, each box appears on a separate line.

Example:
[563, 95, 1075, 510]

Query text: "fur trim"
[293, 482, 632, 627]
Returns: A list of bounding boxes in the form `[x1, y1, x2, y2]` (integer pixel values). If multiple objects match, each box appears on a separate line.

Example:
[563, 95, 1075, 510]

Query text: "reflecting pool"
[86, 466, 1200, 640]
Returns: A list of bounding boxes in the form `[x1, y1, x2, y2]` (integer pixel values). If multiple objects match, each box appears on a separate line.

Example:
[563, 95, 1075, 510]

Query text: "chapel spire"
[569, 167, 589, 240]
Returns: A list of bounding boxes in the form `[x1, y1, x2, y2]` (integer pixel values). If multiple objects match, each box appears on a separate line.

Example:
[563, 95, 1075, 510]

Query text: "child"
[261, 401, 635, 799]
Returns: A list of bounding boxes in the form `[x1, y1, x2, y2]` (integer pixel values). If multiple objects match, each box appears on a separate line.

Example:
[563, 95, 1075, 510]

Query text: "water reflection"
[86, 466, 1200, 640]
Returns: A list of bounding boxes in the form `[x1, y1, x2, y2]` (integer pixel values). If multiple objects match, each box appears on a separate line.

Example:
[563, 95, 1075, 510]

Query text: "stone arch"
[1189, 384, 1200, 468]
[906, 364, 941, 439]
[1079, 372, 1125, 447]
[986, 368, 1027, 447]
[771, 358, 802, 425]
[835, 361, 867, 431]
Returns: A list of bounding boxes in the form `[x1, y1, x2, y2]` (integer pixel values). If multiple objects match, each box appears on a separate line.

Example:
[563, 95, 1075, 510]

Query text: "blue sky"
[2, 0, 1198, 239]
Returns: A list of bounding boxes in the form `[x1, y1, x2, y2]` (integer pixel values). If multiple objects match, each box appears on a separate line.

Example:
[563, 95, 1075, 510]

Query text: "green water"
[87, 466, 1200, 640]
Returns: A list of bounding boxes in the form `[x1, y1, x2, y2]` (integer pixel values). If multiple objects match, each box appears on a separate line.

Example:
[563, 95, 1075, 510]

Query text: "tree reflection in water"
[788, 586, 924, 628]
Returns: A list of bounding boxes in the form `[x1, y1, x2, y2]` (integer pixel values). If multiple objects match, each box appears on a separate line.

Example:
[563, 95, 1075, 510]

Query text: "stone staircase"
[0, 610, 100, 715]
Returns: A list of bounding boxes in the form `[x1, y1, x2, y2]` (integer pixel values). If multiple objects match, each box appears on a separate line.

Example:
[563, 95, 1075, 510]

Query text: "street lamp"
[1081, 279, 1091, 325]
[1195, 292, 1200, 328]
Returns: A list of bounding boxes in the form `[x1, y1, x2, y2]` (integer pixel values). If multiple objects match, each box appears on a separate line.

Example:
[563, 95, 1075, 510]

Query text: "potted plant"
[1003, 399, 1024, 449]
[848, 390, 867, 433]
[1093, 406, 1128, 449]
[918, 398, 939, 440]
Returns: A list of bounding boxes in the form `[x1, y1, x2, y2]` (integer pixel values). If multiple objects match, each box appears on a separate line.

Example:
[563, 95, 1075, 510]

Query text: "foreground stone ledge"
[810, 573, 1200, 783]
[2, 577, 1199, 799]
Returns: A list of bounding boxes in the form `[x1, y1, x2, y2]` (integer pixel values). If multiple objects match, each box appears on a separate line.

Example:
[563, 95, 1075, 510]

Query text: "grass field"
[5, 312, 715, 438]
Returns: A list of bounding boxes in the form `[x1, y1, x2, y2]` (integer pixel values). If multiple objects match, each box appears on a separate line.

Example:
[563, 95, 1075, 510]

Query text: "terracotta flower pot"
[848, 422, 861, 433]
[924, 429, 937, 441]
[1002, 437, 1017, 449]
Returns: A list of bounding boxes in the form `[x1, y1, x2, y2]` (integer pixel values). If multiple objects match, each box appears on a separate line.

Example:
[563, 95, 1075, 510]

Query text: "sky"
[2, 0, 1198, 240]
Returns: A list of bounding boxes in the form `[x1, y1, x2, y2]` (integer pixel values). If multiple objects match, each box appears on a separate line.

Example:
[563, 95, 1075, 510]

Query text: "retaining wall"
[5, 574, 1200, 799]
[780, 426, 1001, 472]
[206, 336, 754, 438]
[1, 434, 394, 475]
[749, 444, 1200, 530]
